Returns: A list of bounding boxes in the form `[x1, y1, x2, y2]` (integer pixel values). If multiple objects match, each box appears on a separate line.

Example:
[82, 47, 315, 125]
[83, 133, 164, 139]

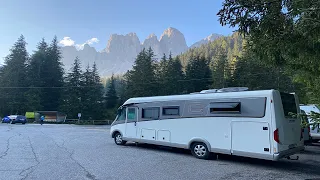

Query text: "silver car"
[300, 104, 320, 143]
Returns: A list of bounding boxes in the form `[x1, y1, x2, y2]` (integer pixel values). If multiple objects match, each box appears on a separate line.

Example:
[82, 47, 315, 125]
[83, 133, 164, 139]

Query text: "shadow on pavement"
[125, 143, 320, 177]
[218, 154, 320, 176]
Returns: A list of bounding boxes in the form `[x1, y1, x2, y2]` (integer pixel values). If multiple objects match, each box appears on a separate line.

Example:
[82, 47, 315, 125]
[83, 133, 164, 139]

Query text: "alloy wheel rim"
[116, 134, 122, 144]
[194, 145, 206, 156]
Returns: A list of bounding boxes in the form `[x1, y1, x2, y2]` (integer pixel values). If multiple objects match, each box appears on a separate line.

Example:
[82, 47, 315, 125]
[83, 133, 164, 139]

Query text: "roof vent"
[189, 92, 201, 94]
[199, 89, 218, 94]
[217, 87, 249, 93]
[190, 87, 249, 95]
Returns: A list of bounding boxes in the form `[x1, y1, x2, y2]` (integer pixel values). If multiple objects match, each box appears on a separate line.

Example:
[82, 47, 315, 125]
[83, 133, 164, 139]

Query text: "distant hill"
[179, 32, 244, 68]
[190, 33, 223, 49]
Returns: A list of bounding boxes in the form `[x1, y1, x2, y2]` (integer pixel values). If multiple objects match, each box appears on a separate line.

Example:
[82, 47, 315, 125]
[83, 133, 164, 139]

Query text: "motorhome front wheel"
[114, 132, 126, 145]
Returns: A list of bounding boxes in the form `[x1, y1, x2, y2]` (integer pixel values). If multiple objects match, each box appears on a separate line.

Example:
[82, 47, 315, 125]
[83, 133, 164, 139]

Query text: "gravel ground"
[1, 123, 320, 180]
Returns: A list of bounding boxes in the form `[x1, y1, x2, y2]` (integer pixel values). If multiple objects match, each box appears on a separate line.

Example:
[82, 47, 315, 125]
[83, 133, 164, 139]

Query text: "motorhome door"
[125, 107, 138, 138]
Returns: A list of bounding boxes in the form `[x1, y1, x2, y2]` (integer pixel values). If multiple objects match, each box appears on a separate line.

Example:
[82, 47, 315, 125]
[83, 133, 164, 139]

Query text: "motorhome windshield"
[280, 92, 297, 117]
[115, 107, 126, 121]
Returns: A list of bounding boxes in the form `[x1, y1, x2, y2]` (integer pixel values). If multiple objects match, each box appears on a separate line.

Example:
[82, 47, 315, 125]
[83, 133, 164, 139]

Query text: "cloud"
[76, 38, 100, 50]
[59, 37, 99, 50]
[86, 38, 99, 45]
[59, 37, 75, 46]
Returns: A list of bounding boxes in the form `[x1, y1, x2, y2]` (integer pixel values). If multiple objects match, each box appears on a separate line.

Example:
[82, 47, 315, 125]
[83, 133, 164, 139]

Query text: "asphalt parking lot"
[1, 124, 320, 180]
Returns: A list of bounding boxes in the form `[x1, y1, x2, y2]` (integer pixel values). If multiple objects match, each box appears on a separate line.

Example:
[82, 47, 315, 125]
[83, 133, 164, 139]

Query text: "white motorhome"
[110, 89, 304, 161]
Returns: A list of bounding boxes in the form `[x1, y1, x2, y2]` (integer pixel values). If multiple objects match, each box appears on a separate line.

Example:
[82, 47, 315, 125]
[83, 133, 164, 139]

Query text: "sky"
[0, 0, 236, 64]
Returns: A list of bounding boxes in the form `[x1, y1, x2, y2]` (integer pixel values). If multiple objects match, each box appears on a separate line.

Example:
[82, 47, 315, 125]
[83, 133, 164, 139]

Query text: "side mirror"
[117, 107, 123, 114]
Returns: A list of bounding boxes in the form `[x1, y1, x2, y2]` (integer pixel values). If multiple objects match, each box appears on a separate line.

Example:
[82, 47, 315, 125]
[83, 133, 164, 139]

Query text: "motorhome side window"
[127, 108, 136, 122]
[142, 107, 159, 120]
[163, 106, 179, 116]
[210, 102, 241, 113]
[280, 92, 297, 117]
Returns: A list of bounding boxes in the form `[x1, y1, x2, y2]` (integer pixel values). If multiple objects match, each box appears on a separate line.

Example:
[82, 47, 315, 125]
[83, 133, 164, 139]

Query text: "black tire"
[190, 142, 211, 160]
[114, 132, 126, 145]
[312, 139, 319, 143]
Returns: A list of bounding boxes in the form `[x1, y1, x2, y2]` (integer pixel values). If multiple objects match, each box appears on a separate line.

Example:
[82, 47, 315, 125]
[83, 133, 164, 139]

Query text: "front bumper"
[310, 133, 320, 140]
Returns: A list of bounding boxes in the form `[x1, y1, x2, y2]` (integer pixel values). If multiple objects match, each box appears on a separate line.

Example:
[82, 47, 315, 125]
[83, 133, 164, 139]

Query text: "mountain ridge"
[60, 27, 224, 76]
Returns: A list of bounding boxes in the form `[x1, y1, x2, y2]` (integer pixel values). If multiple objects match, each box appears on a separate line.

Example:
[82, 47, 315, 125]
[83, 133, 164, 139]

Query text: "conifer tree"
[125, 48, 158, 97]
[42, 36, 64, 110]
[105, 74, 118, 109]
[185, 56, 211, 93]
[60, 57, 83, 118]
[0, 35, 28, 114]
[25, 38, 48, 111]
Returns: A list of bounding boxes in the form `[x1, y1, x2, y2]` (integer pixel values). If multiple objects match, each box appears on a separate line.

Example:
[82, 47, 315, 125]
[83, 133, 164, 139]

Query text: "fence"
[64, 119, 113, 125]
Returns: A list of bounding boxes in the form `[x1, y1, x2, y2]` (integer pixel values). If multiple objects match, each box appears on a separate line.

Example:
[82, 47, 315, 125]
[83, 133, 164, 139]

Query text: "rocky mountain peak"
[160, 27, 183, 40]
[143, 33, 161, 58]
[105, 33, 141, 54]
[148, 33, 157, 38]
[190, 33, 223, 49]
[159, 27, 188, 57]
[205, 33, 222, 41]
[126, 32, 138, 37]
[60, 27, 224, 76]
[83, 44, 94, 50]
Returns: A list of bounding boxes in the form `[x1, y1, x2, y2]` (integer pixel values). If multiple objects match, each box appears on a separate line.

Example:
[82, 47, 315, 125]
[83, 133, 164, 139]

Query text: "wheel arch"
[111, 130, 123, 138]
[188, 138, 211, 151]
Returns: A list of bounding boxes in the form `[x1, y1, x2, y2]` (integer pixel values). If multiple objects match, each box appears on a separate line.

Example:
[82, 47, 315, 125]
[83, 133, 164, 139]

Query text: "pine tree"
[217, 0, 320, 102]
[77, 62, 104, 119]
[125, 48, 158, 97]
[168, 56, 185, 94]
[105, 74, 118, 109]
[25, 38, 48, 111]
[179, 32, 243, 73]
[211, 48, 229, 88]
[60, 57, 83, 118]
[157, 53, 168, 95]
[185, 56, 211, 93]
[0, 35, 28, 114]
[81, 64, 94, 119]
[89, 62, 104, 119]
[42, 36, 64, 110]
[115, 76, 128, 106]
[0, 65, 4, 116]
[231, 52, 295, 92]
[160, 54, 185, 95]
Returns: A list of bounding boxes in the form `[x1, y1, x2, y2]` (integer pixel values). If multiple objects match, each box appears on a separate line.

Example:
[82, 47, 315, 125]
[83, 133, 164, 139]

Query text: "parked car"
[11, 115, 27, 124]
[8, 115, 18, 121]
[300, 104, 320, 143]
[2, 116, 11, 123]
[300, 110, 311, 144]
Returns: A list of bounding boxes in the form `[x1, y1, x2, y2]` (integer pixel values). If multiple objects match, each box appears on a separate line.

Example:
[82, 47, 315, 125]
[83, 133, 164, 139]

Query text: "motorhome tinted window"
[127, 108, 136, 122]
[280, 93, 297, 117]
[142, 107, 159, 119]
[163, 107, 179, 116]
[210, 102, 241, 113]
